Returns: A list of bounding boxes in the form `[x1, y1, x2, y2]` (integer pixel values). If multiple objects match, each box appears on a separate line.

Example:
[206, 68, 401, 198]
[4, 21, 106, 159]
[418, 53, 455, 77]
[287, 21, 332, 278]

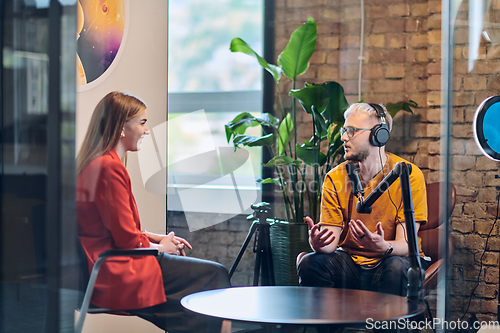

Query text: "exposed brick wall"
[275, 0, 436, 179]
[274, 0, 500, 323]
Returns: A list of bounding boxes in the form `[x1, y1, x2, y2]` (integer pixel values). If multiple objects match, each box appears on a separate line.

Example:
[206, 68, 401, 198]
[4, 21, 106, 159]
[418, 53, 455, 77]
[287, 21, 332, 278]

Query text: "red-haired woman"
[76, 91, 230, 332]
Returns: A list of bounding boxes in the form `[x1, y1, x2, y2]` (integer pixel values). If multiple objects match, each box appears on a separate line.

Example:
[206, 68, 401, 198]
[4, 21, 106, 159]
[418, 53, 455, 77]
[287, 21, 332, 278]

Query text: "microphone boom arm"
[399, 162, 424, 303]
[355, 162, 404, 214]
[355, 161, 424, 302]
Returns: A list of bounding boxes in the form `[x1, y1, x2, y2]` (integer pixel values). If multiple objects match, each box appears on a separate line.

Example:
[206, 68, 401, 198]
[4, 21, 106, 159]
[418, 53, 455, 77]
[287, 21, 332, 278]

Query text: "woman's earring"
[121, 131, 125, 138]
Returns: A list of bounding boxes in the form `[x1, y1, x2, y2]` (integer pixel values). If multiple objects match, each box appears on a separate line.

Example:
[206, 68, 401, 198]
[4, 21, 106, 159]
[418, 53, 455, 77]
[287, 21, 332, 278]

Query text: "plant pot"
[269, 221, 310, 286]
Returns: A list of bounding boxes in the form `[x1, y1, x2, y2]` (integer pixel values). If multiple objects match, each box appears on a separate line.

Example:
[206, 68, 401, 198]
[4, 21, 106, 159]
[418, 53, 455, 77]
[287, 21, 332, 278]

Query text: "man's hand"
[349, 220, 390, 254]
[305, 216, 336, 252]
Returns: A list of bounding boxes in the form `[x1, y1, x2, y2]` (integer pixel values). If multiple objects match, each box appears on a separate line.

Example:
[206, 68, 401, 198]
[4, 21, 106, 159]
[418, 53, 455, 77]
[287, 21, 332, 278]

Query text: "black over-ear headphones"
[368, 103, 390, 147]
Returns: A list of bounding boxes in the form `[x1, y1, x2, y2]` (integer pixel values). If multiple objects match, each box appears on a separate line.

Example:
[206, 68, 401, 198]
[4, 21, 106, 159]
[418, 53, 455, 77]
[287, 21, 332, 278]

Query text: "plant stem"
[292, 80, 296, 160]
[291, 80, 301, 222]
[266, 145, 275, 159]
[276, 165, 293, 223]
[287, 164, 298, 223]
[312, 118, 319, 223]
[274, 80, 286, 121]
[299, 165, 310, 221]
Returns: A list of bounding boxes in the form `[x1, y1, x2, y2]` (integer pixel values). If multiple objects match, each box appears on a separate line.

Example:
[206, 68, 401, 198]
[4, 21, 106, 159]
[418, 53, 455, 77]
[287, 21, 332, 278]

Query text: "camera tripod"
[228, 202, 275, 286]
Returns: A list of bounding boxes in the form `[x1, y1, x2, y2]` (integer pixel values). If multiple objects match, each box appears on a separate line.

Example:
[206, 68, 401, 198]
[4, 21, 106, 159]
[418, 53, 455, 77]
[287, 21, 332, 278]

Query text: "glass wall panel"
[1, 3, 50, 331]
[0, 1, 76, 332]
[270, 0, 483, 328]
[445, 0, 500, 329]
[167, 0, 264, 215]
[165, 0, 269, 289]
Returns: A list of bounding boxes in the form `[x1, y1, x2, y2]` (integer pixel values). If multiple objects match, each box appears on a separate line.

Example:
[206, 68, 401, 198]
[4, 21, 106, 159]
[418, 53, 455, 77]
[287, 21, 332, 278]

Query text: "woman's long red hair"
[76, 91, 146, 174]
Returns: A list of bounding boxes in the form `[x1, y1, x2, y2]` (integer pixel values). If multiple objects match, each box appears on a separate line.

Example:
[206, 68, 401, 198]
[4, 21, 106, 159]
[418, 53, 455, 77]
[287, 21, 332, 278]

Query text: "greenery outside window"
[167, 0, 264, 214]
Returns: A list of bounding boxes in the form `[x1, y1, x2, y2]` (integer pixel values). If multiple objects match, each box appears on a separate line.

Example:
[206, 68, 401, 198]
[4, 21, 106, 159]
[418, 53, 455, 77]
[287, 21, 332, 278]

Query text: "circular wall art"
[473, 96, 500, 161]
[76, 0, 129, 91]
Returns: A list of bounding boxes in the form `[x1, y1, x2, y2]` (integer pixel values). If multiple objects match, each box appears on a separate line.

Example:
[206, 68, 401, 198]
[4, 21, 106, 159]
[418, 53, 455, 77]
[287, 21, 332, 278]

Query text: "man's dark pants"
[297, 249, 430, 296]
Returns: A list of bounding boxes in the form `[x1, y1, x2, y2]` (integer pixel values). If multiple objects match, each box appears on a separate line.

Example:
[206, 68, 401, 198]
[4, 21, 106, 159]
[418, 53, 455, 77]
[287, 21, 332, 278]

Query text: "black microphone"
[346, 161, 364, 202]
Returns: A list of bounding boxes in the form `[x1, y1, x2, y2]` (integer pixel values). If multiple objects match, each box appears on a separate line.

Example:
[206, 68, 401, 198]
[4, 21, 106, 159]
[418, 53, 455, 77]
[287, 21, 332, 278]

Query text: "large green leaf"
[257, 113, 280, 129]
[233, 133, 274, 147]
[385, 100, 417, 118]
[225, 112, 279, 142]
[296, 141, 327, 166]
[277, 17, 317, 80]
[290, 81, 348, 126]
[278, 113, 293, 155]
[257, 177, 283, 187]
[322, 81, 350, 125]
[230, 38, 282, 84]
[262, 155, 302, 168]
[289, 82, 329, 114]
[225, 113, 257, 142]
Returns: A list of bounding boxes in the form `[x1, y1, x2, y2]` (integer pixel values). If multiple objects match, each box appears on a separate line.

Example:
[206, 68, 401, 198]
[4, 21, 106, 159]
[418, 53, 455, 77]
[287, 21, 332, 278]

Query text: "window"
[167, 0, 264, 219]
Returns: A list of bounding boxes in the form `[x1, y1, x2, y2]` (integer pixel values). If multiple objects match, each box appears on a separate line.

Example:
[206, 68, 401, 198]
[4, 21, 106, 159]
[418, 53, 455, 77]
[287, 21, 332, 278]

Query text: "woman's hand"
[148, 231, 193, 256]
[143, 230, 167, 243]
[169, 233, 192, 256]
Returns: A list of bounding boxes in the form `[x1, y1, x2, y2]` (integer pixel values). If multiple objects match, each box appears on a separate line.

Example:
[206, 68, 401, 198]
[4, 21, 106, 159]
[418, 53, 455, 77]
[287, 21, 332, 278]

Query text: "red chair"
[296, 182, 456, 295]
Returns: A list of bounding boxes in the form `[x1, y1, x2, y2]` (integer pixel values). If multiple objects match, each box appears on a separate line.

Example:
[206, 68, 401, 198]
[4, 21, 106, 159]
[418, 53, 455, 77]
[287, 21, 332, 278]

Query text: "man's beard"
[345, 145, 370, 162]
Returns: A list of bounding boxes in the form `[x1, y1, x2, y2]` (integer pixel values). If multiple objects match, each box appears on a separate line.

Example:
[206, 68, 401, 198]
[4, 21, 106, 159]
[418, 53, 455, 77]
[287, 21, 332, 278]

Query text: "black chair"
[75, 247, 159, 333]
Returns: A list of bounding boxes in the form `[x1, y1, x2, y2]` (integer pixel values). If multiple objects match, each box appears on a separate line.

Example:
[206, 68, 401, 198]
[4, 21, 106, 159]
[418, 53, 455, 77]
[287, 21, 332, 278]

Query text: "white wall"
[76, 0, 167, 233]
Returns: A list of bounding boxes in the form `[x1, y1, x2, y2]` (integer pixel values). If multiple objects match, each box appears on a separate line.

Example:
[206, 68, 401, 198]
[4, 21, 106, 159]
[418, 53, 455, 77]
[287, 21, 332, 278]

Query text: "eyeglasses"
[340, 126, 372, 138]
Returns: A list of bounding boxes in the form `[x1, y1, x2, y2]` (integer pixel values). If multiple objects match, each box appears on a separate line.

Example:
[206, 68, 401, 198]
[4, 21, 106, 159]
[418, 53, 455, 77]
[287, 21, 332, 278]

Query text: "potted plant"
[225, 17, 416, 285]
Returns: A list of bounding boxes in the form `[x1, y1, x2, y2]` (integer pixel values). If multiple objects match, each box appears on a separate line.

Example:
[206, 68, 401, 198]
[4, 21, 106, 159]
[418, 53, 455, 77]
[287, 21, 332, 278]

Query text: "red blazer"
[77, 150, 166, 310]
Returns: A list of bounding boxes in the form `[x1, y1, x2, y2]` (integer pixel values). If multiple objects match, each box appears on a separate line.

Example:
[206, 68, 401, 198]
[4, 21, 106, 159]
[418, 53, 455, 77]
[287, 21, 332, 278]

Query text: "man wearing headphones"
[297, 103, 430, 297]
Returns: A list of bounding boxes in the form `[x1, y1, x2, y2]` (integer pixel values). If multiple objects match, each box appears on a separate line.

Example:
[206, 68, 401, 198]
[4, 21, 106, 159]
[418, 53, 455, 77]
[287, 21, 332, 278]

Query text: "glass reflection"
[1, 1, 76, 332]
[1, 2, 49, 332]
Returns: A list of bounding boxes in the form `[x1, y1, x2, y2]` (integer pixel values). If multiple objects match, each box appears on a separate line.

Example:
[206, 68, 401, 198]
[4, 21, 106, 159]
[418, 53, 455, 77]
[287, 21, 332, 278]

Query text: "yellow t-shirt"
[319, 153, 428, 267]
